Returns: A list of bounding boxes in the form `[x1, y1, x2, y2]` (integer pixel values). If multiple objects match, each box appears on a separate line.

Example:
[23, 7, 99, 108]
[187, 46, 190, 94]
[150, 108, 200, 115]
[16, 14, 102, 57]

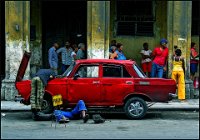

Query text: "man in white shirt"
[140, 42, 152, 77]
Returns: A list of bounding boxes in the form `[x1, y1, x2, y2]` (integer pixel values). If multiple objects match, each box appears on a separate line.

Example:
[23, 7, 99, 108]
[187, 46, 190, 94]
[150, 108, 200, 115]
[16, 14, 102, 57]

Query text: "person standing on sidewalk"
[48, 43, 59, 75]
[109, 45, 117, 59]
[151, 38, 169, 78]
[171, 49, 185, 101]
[190, 42, 199, 81]
[77, 43, 86, 59]
[140, 42, 152, 77]
[115, 43, 126, 60]
[30, 69, 57, 118]
[56, 41, 73, 74]
[71, 44, 79, 62]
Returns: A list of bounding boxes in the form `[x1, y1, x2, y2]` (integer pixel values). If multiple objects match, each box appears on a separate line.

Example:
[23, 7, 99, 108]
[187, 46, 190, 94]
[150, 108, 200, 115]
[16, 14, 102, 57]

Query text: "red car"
[15, 51, 176, 119]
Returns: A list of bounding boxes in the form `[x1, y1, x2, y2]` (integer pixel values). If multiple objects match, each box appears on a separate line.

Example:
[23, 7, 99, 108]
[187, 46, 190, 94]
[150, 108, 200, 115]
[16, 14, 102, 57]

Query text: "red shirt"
[190, 48, 198, 64]
[152, 46, 169, 66]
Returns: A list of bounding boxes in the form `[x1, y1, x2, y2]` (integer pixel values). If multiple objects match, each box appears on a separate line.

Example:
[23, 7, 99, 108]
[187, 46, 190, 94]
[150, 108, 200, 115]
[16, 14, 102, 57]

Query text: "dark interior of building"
[41, 1, 87, 68]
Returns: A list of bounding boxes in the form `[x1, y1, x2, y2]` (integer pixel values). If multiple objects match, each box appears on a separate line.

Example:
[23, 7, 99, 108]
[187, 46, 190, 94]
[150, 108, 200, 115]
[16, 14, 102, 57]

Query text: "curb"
[1, 100, 199, 112]
[148, 108, 199, 111]
[1, 108, 199, 112]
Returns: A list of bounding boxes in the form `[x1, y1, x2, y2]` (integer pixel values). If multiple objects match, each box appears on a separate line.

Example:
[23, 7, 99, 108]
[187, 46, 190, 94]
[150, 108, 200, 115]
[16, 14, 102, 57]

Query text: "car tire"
[41, 96, 53, 114]
[124, 97, 147, 119]
[32, 112, 39, 121]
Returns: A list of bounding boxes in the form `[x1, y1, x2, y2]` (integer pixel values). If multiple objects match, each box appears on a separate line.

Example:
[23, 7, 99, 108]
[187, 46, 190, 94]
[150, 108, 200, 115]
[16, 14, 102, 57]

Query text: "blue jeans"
[190, 63, 198, 75]
[151, 62, 164, 78]
[54, 100, 87, 121]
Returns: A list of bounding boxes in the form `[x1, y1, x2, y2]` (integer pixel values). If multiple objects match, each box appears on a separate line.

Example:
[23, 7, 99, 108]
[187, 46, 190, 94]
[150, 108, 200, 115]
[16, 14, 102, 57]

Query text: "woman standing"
[171, 49, 185, 101]
[115, 43, 126, 60]
[190, 42, 199, 81]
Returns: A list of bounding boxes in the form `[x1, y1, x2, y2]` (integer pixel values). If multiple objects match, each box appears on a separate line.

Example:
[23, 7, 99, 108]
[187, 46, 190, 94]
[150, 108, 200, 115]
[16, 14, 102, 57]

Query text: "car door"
[101, 64, 134, 105]
[68, 64, 101, 104]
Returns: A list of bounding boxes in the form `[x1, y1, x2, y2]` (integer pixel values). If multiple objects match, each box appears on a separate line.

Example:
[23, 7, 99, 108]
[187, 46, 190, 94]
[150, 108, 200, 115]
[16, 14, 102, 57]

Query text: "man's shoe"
[83, 114, 89, 123]
[59, 117, 70, 123]
[92, 114, 105, 124]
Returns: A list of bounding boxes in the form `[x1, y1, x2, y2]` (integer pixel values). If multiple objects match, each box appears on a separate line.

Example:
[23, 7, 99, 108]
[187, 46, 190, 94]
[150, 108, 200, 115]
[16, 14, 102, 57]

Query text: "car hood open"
[15, 51, 31, 82]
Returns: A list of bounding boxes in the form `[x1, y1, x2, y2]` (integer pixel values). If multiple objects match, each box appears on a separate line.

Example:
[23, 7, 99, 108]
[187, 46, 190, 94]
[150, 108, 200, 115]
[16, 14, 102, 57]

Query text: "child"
[140, 42, 152, 77]
[171, 49, 185, 101]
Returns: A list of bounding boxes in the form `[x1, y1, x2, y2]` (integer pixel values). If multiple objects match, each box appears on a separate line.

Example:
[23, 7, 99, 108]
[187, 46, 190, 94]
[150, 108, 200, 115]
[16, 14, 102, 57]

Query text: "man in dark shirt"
[30, 69, 56, 115]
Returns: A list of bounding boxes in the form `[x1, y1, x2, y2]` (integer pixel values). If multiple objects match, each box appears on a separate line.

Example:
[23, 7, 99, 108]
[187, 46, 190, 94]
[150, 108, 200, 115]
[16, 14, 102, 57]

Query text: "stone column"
[30, 1, 42, 77]
[167, 1, 194, 98]
[87, 1, 110, 59]
[1, 1, 30, 100]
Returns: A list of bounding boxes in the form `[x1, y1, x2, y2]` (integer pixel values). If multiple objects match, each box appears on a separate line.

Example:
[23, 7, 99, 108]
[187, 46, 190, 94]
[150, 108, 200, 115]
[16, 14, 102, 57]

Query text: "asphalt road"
[1, 111, 199, 139]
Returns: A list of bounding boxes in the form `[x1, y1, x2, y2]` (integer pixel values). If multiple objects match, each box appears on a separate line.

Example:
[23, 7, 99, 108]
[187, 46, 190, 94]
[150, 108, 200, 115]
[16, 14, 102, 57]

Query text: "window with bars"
[116, 1, 155, 36]
[192, 1, 200, 35]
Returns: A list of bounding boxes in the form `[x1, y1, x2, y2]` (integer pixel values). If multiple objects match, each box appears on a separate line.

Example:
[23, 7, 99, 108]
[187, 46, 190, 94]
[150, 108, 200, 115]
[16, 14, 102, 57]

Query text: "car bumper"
[14, 95, 30, 105]
[168, 93, 177, 101]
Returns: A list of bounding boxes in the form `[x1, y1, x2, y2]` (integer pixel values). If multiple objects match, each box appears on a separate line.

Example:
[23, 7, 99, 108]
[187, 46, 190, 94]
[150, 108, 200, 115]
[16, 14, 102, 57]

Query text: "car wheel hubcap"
[42, 100, 48, 110]
[128, 101, 144, 116]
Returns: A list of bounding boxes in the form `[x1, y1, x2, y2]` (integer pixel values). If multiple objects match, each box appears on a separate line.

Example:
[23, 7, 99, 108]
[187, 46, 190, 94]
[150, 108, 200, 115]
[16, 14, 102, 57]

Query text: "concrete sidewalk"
[1, 99, 199, 112]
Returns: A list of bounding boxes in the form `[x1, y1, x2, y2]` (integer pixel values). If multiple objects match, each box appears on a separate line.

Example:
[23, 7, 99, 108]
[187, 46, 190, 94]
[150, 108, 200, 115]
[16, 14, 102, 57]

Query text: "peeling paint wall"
[1, 1, 30, 100]
[167, 1, 197, 99]
[87, 1, 110, 59]
[167, 1, 192, 79]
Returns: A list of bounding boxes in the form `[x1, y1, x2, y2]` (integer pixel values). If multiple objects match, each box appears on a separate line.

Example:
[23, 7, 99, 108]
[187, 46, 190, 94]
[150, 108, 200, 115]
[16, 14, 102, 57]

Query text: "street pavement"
[1, 111, 199, 139]
[1, 99, 199, 112]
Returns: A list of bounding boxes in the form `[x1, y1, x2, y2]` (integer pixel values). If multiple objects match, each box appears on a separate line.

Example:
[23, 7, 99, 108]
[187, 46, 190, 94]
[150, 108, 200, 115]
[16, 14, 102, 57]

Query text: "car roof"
[75, 59, 136, 65]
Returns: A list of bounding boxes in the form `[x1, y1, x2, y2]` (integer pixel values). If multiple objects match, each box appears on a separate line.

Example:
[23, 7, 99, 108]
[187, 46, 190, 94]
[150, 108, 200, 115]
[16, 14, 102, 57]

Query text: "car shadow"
[88, 112, 163, 120]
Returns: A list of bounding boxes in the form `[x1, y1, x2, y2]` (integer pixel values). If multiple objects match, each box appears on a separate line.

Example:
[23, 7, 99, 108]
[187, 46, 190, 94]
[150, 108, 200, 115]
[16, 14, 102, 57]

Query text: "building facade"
[0, 1, 199, 100]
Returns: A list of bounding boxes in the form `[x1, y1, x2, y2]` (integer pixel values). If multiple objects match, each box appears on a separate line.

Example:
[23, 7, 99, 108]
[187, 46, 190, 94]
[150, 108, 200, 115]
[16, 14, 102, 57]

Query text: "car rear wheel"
[124, 97, 147, 119]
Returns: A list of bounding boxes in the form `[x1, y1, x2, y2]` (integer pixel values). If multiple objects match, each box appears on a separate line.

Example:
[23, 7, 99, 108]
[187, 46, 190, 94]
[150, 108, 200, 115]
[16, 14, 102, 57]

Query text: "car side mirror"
[73, 73, 80, 80]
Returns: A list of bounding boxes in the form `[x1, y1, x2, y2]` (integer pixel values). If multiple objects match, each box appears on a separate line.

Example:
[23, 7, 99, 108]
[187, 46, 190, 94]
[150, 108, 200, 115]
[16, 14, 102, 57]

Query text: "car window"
[75, 65, 99, 78]
[61, 61, 76, 77]
[103, 64, 131, 78]
[133, 64, 146, 78]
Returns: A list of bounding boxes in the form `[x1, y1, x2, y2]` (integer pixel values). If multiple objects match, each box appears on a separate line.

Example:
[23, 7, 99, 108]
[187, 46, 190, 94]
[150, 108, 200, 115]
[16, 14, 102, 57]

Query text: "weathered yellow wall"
[110, 1, 167, 67]
[5, 1, 30, 42]
[87, 1, 110, 59]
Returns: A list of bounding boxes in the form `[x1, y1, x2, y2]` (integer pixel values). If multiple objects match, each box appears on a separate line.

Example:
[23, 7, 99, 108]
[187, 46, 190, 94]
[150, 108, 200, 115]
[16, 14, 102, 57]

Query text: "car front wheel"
[41, 96, 53, 114]
[124, 97, 147, 119]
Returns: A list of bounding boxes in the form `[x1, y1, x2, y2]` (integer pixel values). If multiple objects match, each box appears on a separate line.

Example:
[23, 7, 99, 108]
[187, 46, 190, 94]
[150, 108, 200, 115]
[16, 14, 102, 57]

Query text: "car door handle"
[93, 81, 100, 84]
[126, 81, 133, 85]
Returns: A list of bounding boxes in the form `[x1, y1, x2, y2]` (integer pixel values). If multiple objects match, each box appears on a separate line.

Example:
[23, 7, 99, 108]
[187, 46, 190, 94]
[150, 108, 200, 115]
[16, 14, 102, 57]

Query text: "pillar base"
[185, 79, 194, 99]
[1, 79, 18, 101]
[194, 89, 199, 99]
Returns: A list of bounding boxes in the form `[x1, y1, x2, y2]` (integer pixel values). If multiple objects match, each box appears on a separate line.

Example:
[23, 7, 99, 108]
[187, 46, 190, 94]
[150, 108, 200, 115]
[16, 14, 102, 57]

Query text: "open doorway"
[42, 1, 87, 68]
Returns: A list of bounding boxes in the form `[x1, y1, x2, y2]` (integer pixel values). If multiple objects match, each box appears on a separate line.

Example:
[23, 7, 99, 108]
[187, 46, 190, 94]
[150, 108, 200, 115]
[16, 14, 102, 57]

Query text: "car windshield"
[61, 61, 76, 77]
[133, 64, 147, 78]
